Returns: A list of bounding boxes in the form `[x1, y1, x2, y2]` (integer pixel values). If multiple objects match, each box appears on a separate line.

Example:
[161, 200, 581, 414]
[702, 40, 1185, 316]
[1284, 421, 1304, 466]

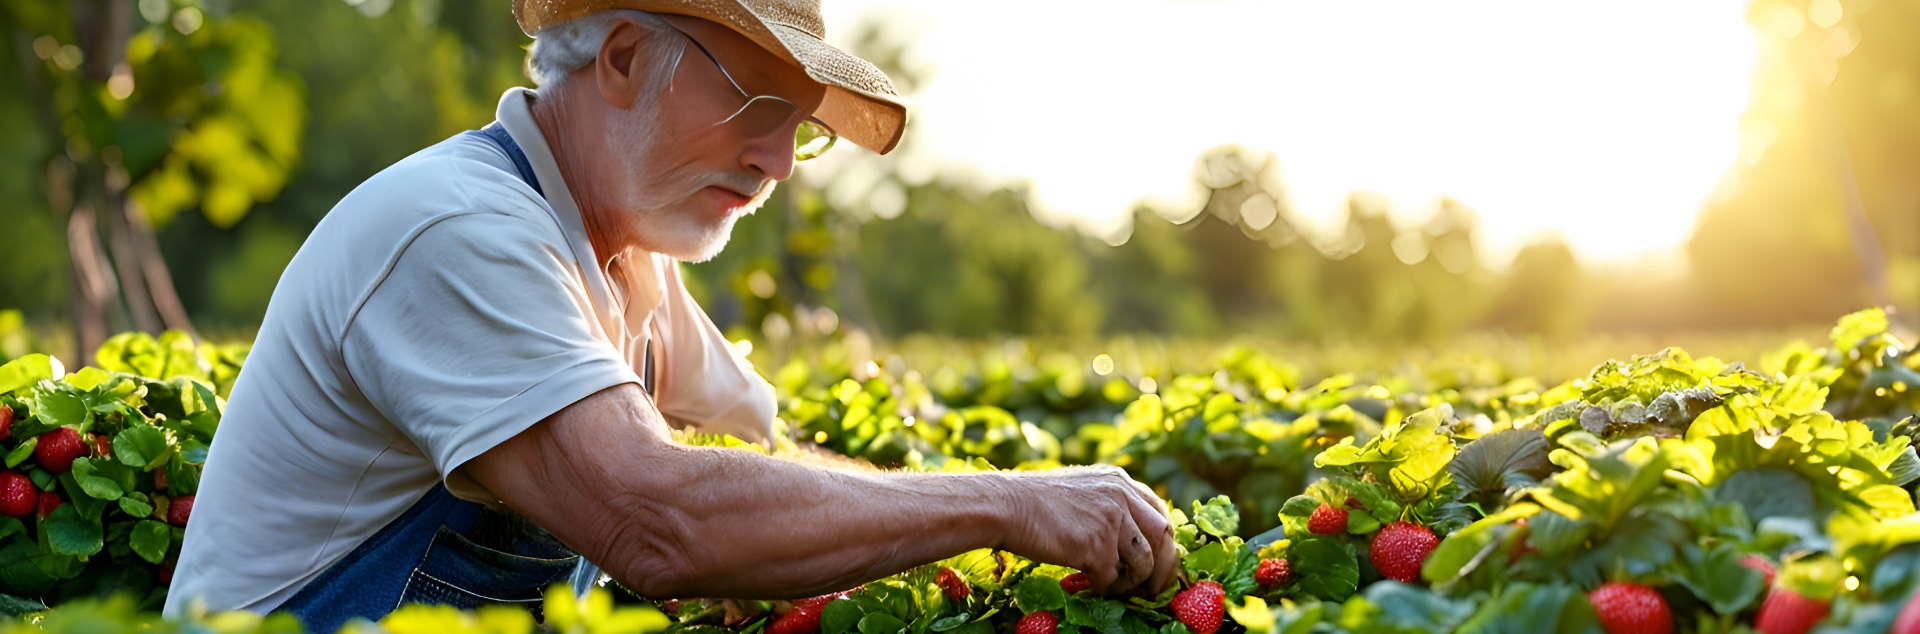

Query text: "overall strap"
[469, 123, 656, 398]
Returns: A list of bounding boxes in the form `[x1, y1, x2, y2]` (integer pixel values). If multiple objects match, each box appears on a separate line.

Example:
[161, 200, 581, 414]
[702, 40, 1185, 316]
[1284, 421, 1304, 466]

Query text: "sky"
[813, 0, 1758, 267]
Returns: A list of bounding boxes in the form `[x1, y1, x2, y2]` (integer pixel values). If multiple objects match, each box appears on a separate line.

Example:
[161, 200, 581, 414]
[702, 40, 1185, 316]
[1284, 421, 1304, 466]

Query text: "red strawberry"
[935, 567, 970, 603]
[159, 566, 174, 586]
[1170, 580, 1225, 634]
[36, 491, 59, 520]
[1344, 496, 1364, 510]
[1754, 588, 1830, 634]
[1308, 504, 1348, 535]
[33, 428, 85, 475]
[0, 406, 13, 440]
[1255, 558, 1291, 587]
[792, 591, 851, 612]
[1740, 554, 1777, 589]
[1369, 521, 1439, 584]
[0, 472, 32, 518]
[167, 494, 195, 526]
[1015, 610, 1059, 634]
[1893, 590, 1920, 634]
[92, 434, 111, 459]
[766, 605, 821, 634]
[153, 469, 168, 492]
[1060, 572, 1090, 594]
[1586, 582, 1672, 634]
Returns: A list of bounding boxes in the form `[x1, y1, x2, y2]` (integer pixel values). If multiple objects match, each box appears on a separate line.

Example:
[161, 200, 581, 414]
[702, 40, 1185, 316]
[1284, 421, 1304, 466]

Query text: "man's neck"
[529, 86, 627, 268]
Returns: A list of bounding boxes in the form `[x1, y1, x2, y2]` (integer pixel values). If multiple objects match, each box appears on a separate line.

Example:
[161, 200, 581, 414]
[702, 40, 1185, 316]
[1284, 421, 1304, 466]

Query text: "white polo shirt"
[166, 88, 776, 616]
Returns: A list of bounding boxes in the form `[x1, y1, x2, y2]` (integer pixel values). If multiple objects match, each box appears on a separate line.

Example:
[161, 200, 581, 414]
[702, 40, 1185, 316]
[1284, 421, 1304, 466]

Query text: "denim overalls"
[279, 123, 635, 632]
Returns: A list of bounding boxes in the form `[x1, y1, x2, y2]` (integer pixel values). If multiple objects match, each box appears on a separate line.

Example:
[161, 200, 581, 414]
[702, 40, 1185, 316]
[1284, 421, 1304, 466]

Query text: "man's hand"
[998, 466, 1177, 596]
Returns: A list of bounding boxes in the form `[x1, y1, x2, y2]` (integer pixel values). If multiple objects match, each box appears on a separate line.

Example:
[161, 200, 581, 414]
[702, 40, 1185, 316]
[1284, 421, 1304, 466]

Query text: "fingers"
[1124, 481, 1179, 595]
[1113, 509, 1155, 593]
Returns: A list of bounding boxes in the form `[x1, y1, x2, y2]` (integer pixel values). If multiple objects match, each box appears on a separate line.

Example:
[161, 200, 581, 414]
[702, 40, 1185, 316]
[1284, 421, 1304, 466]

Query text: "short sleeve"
[653, 257, 776, 442]
[342, 213, 641, 481]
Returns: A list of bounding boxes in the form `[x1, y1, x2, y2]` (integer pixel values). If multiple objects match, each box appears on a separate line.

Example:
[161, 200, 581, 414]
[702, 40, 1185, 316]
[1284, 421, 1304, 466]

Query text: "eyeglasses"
[660, 21, 838, 161]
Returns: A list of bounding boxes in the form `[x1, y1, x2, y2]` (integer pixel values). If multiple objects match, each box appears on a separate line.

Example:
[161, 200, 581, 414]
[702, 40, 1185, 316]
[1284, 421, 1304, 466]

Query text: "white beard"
[602, 84, 774, 263]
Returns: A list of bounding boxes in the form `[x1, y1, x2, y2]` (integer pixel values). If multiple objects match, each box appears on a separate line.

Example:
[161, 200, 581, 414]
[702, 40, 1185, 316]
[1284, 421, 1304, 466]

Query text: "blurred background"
[2, 0, 1916, 381]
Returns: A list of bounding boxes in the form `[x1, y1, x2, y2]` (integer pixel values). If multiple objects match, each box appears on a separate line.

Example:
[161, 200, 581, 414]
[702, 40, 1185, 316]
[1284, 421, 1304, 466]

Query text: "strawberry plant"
[0, 332, 228, 611]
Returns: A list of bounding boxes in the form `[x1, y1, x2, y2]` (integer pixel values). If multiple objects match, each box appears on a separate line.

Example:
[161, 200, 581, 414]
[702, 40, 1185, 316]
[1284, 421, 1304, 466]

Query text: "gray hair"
[526, 9, 686, 89]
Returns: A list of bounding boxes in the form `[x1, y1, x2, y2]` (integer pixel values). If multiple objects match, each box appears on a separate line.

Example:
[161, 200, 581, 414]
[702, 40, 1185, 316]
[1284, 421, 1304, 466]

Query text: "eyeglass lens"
[725, 97, 837, 161]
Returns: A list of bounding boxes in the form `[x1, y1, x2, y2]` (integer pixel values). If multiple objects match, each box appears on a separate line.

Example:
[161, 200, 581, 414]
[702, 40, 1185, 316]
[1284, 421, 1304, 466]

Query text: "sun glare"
[822, 0, 1757, 266]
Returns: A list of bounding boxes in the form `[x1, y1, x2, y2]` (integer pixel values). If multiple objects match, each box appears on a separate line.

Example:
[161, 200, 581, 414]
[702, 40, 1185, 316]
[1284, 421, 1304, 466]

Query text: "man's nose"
[741, 129, 797, 181]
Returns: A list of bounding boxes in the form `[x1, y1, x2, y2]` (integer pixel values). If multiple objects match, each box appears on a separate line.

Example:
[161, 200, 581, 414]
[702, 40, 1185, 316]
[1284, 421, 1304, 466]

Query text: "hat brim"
[515, 0, 907, 154]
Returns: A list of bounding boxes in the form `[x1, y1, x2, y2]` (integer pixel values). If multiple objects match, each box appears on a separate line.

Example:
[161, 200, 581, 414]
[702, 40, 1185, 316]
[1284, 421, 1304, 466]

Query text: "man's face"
[592, 14, 828, 262]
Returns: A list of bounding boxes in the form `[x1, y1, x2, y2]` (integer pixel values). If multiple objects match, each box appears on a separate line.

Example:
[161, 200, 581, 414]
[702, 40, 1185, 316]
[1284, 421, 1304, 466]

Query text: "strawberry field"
[4, 309, 1920, 634]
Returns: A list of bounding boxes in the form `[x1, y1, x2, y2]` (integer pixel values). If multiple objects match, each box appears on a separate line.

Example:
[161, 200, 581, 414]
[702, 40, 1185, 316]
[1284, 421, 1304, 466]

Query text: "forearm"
[595, 446, 1018, 598]
[472, 383, 1020, 599]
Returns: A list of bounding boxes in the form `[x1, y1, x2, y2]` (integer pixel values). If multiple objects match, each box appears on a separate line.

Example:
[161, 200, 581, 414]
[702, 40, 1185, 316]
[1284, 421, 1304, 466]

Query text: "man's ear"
[596, 18, 652, 109]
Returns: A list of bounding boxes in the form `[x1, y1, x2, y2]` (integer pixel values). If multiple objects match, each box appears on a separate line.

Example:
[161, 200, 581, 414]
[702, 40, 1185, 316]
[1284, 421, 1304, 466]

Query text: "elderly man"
[165, 0, 1175, 630]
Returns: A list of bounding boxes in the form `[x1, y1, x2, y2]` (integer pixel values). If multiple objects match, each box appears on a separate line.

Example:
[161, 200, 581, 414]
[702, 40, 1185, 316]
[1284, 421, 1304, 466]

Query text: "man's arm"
[461, 383, 1177, 599]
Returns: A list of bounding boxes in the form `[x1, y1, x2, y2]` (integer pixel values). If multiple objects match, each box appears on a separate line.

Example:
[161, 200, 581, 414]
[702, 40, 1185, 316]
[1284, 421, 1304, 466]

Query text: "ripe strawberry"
[1740, 554, 1777, 589]
[766, 604, 822, 634]
[1893, 590, 1920, 634]
[0, 406, 13, 440]
[92, 434, 111, 459]
[1753, 588, 1830, 634]
[159, 566, 174, 586]
[1308, 503, 1348, 535]
[1060, 572, 1090, 594]
[1369, 521, 1439, 584]
[935, 566, 970, 603]
[0, 472, 33, 518]
[1170, 580, 1225, 634]
[792, 591, 851, 612]
[167, 494, 194, 526]
[153, 469, 168, 492]
[1015, 610, 1059, 634]
[1586, 582, 1672, 634]
[1344, 496, 1364, 510]
[1255, 558, 1291, 587]
[33, 428, 85, 475]
[36, 491, 59, 521]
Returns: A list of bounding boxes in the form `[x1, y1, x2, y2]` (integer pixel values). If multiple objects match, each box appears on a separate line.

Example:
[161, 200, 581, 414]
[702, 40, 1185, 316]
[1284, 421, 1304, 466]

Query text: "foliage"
[0, 331, 229, 610]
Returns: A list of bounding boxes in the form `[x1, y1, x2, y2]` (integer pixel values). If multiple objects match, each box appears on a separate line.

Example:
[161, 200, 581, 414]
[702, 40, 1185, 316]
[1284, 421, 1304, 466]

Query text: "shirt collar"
[494, 87, 667, 341]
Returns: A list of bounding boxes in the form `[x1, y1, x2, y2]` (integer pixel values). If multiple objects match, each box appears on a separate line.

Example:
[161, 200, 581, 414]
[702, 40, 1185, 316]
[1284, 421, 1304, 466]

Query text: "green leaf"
[1448, 429, 1552, 503]
[113, 423, 172, 469]
[1454, 583, 1603, 634]
[929, 614, 971, 632]
[1191, 496, 1239, 538]
[69, 458, 124, 501]
[118, 494, 154, 518]
[1715, 468, 1814, 521]
[857, 612, 908, 634]
[130, 519, 171, 564]
[1360, 581, 1478, 633]
[0, 354, 62, 396]
[4, 439, 34, 469]
[1288, 538, 1358, 602]
[821, 597, 867, 634]
[1278, 495, 1320, 519]
[1184, 542, 1231, 580]
[34, 391, 88, 430]
[1831, 308, 1888, 350]
[62, 367, 116, 392]
[1345, 512, 1381, 535]
[1669, 543, 1765, 614]
[1422, 503, 1540, 584]
[43, 504, 103, 556]
[1017, 575, 1067, 613]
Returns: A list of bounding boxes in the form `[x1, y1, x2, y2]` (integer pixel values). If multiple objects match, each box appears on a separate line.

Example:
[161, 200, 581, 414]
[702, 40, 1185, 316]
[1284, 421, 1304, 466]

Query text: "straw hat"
[514, 0, 907, 155]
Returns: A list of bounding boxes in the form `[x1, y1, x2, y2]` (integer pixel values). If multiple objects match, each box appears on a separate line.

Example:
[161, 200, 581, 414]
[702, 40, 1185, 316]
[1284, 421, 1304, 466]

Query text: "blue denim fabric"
[277, 484, 596, 632]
